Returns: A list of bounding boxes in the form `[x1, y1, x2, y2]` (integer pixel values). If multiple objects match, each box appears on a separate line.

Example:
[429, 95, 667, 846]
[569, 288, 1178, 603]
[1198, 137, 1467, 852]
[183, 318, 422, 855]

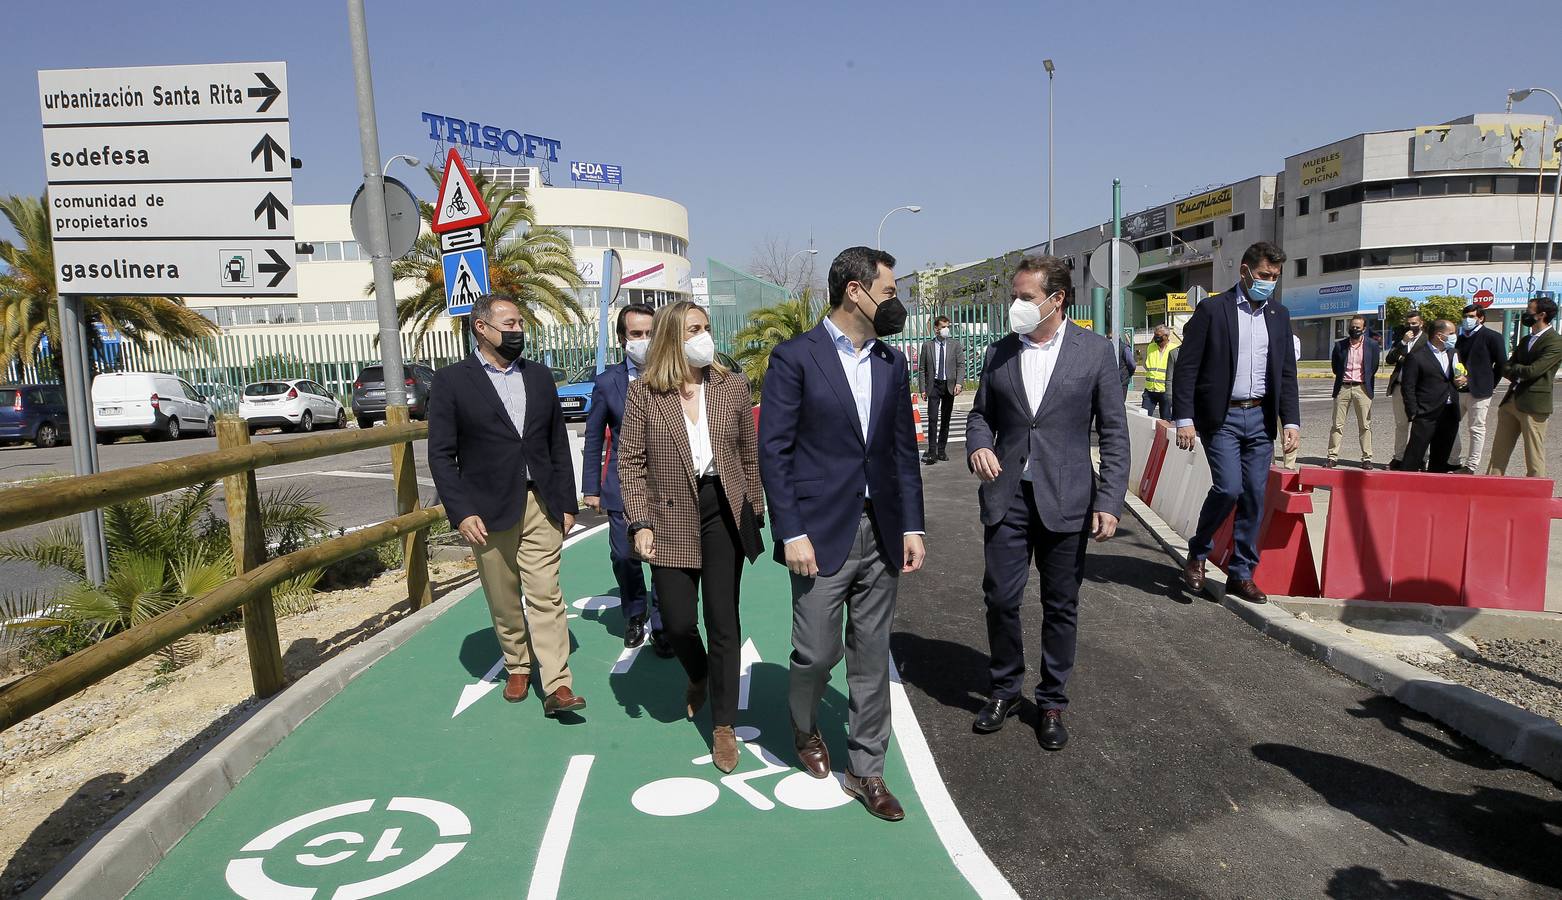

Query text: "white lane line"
[889, 655, 1020, 900]
[253, 469, 435, 487]
[737, 638, 761, 710]
[526, 754, 595, 900]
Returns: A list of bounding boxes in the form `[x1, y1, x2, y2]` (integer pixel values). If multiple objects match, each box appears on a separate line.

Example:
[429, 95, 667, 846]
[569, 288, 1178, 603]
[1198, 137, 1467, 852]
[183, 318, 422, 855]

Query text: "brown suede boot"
[712, 725, 739, 773]
[685, 679, 707, 719]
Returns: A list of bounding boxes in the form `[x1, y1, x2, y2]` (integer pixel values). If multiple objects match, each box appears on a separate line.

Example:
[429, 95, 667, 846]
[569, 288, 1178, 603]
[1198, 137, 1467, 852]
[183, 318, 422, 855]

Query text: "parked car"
[92, 372, 214, 442]
[239, 379, 348, 433]
[350, 364, 435, 428]
[555, 353, 741, 422]
[194, 381, 241, 415]
[0, 384, 71, 448]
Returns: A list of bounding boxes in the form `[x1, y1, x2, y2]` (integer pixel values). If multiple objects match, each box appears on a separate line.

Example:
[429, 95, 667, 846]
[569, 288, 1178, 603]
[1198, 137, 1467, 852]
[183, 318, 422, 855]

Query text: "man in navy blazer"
[760, 246, 925, 822]
[581, 303, 669, 654]
[965, 255, 1129, 750]
[428, 294, 586, 717]
[1326, 314, 1381, 468]
[1171, 242, 1300, 605]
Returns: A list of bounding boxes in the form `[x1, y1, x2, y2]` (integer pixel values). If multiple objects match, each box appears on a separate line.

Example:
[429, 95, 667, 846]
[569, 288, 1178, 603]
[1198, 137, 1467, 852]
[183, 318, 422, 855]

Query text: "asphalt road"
[893, 459, 1562, 899]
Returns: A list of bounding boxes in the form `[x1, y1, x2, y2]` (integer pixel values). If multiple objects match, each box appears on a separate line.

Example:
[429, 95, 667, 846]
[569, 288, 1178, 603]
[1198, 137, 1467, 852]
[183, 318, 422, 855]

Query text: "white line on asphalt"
[254, 468, 436, 487]
[889, 656, 1021, 900]
[737, 638, 761, 710]
[526, 754, 595, 900]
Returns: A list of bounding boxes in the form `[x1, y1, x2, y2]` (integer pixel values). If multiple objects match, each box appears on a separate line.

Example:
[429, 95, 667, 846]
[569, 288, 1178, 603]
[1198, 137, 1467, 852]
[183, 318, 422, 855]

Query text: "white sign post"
[38, 61, 295, 584]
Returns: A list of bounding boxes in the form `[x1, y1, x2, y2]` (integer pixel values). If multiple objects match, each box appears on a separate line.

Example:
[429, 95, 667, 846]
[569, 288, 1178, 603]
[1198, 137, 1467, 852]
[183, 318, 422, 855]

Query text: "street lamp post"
[382, 154, 420, 177]
[877, 205, 922, 250]
[1509, 87, 1562, 292]
[784, 248, 818, 297]
[1044, 58, 1055, 255]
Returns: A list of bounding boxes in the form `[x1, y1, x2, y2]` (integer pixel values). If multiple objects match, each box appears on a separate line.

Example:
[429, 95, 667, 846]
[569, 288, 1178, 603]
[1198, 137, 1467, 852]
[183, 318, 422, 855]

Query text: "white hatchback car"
[239, 379, 348, 433]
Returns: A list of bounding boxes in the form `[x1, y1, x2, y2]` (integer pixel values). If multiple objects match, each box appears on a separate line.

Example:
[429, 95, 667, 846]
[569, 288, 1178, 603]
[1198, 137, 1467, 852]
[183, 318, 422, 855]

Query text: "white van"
[92, 372, 215, 443]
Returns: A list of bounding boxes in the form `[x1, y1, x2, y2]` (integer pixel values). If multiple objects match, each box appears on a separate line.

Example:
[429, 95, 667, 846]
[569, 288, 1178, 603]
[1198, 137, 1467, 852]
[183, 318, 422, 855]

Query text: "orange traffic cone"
[911, 393, 926, 444]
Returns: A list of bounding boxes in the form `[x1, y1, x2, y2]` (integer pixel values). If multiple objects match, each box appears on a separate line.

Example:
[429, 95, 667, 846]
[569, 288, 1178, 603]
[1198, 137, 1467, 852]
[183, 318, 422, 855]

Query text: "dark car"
[351, 364, 435, 428]
[0, 384, 71, 448]
[556, 353, 742, 421]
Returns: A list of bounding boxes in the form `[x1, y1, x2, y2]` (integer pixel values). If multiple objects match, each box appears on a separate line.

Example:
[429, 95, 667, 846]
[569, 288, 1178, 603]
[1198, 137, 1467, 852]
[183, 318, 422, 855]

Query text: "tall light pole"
[1044, 58, 1055, 255]
[1509, 87, 1562, 292]
[784, 248, 817, 297]
[877, 205, 922, 249]
[382, 154, 420, 177]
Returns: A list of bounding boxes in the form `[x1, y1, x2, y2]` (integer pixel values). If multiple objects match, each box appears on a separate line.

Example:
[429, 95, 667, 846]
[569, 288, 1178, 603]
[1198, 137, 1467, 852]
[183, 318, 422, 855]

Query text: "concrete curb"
[27, 574, 490, 900]
[1121, 493, 1562, 785]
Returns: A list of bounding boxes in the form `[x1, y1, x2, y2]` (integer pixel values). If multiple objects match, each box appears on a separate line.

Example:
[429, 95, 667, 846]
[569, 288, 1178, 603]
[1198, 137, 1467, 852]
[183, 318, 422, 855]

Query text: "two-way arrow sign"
[258, 249, 291, 288]
[253, 193, 288, 230]
[248, 72, 281, 113]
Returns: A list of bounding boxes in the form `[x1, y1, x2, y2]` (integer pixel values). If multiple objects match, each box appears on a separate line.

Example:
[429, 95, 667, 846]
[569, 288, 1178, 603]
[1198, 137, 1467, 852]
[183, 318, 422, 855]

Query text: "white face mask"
[683, 331, 716, 368]
[1009, 293, 1061, 334]
[624, 338, 650, 367]
[938, 327, 951, 339]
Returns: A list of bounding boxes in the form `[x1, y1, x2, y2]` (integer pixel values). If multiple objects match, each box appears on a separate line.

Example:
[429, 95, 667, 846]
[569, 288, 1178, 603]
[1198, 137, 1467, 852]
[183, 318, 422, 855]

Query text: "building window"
[1295, 258, 1308, 277]
[1296, 196, 1310, 216]
[1321, 251, 1357, 274]
[1228, 213, 1245, 232]
[1327, 211, 1339, 223]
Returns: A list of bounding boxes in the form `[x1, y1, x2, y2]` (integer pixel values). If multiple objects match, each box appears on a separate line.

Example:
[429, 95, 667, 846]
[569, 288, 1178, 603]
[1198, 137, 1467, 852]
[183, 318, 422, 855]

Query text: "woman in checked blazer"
[618, 300, 765, 772]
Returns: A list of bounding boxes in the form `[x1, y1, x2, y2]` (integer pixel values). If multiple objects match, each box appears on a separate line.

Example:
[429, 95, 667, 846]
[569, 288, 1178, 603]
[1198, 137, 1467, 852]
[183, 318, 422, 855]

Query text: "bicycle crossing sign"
[431, 148, 490, 234]
[442, 244, 488, 317]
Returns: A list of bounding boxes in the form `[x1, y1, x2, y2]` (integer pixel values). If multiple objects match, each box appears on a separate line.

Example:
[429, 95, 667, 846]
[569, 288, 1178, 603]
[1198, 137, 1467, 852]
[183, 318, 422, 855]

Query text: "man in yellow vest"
[1141, 325, 1174, 419]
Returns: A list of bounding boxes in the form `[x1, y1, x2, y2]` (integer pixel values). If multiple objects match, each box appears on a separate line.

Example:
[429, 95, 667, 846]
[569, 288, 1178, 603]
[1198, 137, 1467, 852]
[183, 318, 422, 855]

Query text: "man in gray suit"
[918, 315, 965, 464]
[965, 255, 1129, 751]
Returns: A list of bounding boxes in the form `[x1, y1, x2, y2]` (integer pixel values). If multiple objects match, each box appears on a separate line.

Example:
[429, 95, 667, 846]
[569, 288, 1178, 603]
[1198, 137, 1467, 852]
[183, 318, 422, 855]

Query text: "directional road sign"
[39, 62, 295, 297]
[443, 243, 489, 317]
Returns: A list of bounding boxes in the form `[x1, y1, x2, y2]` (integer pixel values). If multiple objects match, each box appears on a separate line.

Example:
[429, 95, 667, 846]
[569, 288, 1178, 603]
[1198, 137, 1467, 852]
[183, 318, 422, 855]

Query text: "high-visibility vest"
[1145, 343, 1171, 392]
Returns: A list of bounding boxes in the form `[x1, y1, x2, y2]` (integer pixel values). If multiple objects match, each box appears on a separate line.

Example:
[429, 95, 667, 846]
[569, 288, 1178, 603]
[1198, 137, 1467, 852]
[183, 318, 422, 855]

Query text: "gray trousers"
[788, 511, 898, 777]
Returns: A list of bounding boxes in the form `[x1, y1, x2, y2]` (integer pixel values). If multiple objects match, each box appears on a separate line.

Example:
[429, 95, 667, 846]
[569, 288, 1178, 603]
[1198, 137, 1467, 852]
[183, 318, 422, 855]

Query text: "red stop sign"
[1473, 289, 1495, 308]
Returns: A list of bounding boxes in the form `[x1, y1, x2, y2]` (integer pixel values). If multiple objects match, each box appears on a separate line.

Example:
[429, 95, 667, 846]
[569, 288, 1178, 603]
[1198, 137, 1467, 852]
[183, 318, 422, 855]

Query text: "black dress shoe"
[649, 629, 675, 659]
[623, 614, 647, 649]
[973, 697, 1020, 733]
[1037, 709, 1069, 751]
[937, 450, 949, 461]
[922, 454, 937, 465]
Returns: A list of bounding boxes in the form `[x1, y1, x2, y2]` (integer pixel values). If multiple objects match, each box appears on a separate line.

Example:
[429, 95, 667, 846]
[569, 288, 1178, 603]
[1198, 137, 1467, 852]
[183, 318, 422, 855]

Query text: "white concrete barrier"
[1126, 412, 1158, 498]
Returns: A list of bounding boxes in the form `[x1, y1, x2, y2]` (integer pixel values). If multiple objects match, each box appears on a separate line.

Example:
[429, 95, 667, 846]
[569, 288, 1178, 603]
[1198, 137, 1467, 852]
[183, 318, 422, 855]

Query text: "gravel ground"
[1411, 638, 1562, 725]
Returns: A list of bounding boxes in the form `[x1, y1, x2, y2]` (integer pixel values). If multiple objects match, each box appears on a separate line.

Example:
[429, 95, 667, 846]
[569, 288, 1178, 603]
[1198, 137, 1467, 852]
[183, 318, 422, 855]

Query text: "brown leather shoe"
[543, 686, 587, 717]
[1181, 557, 1206, 593]
[841, 771, 905, 822]
[685, 680, 707, 720]
[793, 724, 831, 779]
[1227, 579, 1269, 605]
[712, 725, 739, 774]
[502, 673, 529, 703]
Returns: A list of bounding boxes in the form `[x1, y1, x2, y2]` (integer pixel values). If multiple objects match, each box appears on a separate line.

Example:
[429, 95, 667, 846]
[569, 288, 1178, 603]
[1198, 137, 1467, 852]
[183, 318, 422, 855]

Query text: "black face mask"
[1522, 312, 1539, 327]
[1348, 327, 1364, 338]
[858, 287, 907, 337]
[491, 329, 526, 361]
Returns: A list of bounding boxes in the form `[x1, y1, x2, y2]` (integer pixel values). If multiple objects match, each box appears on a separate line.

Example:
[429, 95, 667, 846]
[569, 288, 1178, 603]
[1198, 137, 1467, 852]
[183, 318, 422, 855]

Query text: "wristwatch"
[628, 520, 653, 536]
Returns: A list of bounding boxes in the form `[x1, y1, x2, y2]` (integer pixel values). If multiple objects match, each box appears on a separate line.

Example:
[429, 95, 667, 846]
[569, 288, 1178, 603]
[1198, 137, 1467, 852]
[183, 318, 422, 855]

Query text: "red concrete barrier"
[1208, 467, 1321, 597]
[1137, 420, 1172, 504]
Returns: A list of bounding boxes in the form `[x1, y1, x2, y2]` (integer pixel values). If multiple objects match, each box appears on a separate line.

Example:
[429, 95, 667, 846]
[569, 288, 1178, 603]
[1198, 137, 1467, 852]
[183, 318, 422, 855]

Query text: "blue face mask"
[1460, 317, 1480, 334]
[1243, 268, 1276, 302]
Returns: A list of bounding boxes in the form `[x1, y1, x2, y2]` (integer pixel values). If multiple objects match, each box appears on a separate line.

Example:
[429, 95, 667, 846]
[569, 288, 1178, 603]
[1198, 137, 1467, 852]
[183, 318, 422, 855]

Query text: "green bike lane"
[130, 523, 1011, 899]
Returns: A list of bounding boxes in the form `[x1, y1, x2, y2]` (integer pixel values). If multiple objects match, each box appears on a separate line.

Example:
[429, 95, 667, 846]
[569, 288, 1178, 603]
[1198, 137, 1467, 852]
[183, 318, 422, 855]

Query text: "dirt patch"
[0, 559, 479, 896]
[1414, 638, 1562, 726]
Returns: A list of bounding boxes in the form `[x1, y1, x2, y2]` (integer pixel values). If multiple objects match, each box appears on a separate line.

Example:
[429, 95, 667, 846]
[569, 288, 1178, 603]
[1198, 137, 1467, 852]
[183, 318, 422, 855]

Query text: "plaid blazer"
[618, 367, 766, 569]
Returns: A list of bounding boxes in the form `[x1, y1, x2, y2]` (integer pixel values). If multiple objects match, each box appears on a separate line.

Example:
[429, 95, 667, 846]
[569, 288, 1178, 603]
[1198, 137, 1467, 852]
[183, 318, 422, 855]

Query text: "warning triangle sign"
[431, 148, 492, 233]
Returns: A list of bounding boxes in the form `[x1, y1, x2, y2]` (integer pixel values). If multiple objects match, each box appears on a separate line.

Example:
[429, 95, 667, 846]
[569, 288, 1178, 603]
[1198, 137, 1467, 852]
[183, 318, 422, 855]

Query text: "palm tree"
[732, 289, 823, 398]
[369, 166, 585, 355]
[0, 194, 217, 378]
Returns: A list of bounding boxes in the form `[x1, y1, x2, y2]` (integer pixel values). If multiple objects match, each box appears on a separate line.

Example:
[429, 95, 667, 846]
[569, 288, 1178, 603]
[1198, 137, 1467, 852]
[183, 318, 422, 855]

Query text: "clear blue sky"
[4, 0, 1560, 279]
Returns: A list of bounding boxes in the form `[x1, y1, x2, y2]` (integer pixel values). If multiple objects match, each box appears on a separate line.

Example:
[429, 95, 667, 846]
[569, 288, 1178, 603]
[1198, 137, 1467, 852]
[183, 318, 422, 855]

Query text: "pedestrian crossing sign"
[442, 246, 489, 317]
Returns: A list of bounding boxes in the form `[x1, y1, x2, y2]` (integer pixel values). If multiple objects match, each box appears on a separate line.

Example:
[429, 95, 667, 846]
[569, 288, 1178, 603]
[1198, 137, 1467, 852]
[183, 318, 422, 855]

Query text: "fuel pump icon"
[226, 255, 247, 284]
[219, 250, 254, 287]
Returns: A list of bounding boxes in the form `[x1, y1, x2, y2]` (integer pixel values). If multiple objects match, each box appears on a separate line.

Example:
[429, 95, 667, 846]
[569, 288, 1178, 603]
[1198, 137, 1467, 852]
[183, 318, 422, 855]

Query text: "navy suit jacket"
[1330, 337, 1381, 398]
[1171, 286, 1301, 438]
[759, 322, 925, 577]
[1456, 326, 1506, 400]
[965, 322, 1130, 531]
[580, 361, 630, 512]
[428, 355, 577, 534]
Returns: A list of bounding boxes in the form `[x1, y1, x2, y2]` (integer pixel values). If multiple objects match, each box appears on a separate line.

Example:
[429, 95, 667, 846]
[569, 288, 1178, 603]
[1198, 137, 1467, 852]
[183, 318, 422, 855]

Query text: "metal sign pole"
[1111, 179, 1123, 357]
[346, 0, 407, 409]
[56, 294, 107, 585]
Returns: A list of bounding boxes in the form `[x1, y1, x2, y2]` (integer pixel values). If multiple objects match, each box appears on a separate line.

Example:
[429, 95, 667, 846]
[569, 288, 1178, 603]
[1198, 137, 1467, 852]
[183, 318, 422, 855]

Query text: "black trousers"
[651, 478, 744, 726]
[1399, 403, 1460, 472]
[926, 379, 955, 453]
[982, 484, 1087, 709]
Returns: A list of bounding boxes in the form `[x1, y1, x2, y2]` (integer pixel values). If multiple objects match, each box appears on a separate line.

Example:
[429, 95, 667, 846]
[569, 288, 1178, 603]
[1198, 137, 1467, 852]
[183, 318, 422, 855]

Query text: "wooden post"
[217, 415, 286, 696]
[385, 405, 431, 610]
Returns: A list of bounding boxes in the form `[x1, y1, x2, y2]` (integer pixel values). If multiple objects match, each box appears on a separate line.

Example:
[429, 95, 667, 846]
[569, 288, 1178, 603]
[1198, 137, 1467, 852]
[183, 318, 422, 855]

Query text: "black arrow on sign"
[251, 134, 286, 172]
[248, 72, 281, 113]
[254, 193, 289, 230]
[259, 249, 291, 288]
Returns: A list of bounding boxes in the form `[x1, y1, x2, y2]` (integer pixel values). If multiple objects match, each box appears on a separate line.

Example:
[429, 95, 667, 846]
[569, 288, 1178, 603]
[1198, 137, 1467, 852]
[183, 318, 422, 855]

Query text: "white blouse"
[684, 384, 715, 477]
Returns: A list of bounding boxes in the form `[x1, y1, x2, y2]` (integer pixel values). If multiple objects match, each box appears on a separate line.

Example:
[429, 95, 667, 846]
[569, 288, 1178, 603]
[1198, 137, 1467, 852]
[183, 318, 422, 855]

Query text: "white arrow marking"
[452, 657, 506, 718]
[738, 638, 761, 710]
[611, 643, 642, 675]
